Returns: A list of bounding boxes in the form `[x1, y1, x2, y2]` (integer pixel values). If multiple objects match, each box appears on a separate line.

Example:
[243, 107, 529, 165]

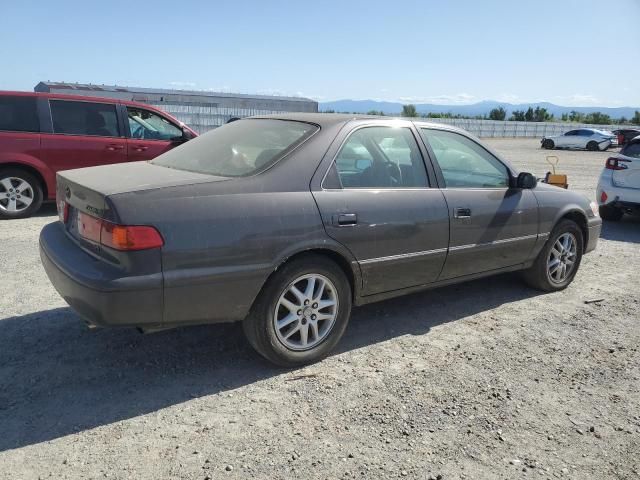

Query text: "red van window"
[50, 100, 120, 137]
[0, 96, 40, 133]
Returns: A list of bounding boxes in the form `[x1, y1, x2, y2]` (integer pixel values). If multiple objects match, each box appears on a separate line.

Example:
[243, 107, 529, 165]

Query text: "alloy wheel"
[0, 177, 35, 213]
[547, 232, 578, 283]
[273, 274, 339, 351]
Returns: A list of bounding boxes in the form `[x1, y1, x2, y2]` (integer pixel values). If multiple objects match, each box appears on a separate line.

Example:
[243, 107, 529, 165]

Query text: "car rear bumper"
[39, 222, 164, 328]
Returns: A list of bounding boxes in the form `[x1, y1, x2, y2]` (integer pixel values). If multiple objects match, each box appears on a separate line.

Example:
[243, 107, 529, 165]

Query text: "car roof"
[249, 112, 462, 131]
[0, 89, 159, 109]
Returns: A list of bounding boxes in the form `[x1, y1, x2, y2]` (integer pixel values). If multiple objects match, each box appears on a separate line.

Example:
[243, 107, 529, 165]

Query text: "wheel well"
[277, 249, 357, 299]
[561, 211, 588, 251]
[0, 163, 48, 199]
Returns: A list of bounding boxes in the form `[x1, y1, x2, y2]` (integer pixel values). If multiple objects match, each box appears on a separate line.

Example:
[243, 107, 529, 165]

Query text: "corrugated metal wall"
[419, 118, 633, 138]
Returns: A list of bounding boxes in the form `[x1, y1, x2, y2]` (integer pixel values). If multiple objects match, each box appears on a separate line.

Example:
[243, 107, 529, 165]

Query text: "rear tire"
[521, 219, 583, 292]
[586, 141, 599, 151]
[0, 168, 43, 219]
[542, 139, 555, 149]
[599, 204, 624, 221]
[243, 254, 352, 367]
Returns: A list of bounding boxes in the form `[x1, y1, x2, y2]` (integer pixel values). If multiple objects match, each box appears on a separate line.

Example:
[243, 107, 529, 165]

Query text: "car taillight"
[101, 223, 164, 251]
[605, 157, 629, 170]
[600, 191, 608, 203]
[77, 212, 163, 251]
[57, 200, 69, 224]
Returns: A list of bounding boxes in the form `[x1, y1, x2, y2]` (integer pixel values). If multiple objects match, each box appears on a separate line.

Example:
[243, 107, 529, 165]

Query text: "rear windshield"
[622, 142, 640, 159]
[152, 119, 318, 177]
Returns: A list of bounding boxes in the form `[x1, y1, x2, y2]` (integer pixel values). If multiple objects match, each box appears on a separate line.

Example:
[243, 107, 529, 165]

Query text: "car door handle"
[133, 145, 149, 152]
[454, 207, 471, 219]
[333, 213, 357, 226]
[105, 144, 124, 151]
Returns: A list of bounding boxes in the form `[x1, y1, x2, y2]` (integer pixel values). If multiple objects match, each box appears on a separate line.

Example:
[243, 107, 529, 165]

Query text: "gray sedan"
[40, 114, 602, 366]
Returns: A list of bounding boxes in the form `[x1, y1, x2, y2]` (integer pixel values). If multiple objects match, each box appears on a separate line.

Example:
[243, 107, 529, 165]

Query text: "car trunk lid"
[56, 161, 226, 258]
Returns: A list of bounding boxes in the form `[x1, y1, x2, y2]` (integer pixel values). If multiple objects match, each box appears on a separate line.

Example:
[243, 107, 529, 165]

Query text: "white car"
[542, 128, 618, 151]
[596, 137, 640, 220]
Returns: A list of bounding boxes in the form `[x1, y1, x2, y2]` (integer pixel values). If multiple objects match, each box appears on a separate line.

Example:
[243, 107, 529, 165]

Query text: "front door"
[41, 99, 126, 172]
[419, 128, 538, 280]
[312, 123, 450, 296]
[125, 106, 183, 161]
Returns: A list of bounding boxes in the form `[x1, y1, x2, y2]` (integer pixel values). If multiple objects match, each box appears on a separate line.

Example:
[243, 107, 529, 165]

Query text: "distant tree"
[583, 112, 612, 125]
[489, 107, 506, 121]
[509, 110, 526, 121]
[322, 109, 336, 113]
[532, 106, 552, 122]
[617, 116, 628, 125]
[401, 104, 418, 117]
[524, 107, 534, 122]
[568, 110, 585, 123]
[366, 110, 385, 116]
[632, 111, 640, 125]
[561, 113, 569, 122]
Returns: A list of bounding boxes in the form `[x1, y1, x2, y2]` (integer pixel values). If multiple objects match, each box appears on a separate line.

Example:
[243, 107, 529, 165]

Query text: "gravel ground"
[1, 138, 639, 480]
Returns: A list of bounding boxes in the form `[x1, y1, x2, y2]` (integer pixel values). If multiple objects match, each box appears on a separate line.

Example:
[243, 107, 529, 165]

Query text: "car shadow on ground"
[600, 214, 640, 244]
[0, 273, 540, 452]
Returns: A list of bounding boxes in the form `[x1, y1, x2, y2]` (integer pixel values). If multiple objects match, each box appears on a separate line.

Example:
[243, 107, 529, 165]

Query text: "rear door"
[41, 99, 126, 172]
[312, 121, 449, 296]
[419, 128, 538, 280]
[613, 142, 640, 189]
[125, 106, 183, 161]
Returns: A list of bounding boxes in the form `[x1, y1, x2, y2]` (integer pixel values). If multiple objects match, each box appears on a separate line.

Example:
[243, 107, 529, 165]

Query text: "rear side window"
[333, 126, 428, 188]
[0, 96, 39, 133]
[152, 119, 317, 177]
[622, 142, 640, 159]
[50, 100, 120, 137]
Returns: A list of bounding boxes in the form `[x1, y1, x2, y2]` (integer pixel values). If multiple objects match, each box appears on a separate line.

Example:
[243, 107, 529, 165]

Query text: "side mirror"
[516, 172, 537, 189]
[171, 128, 195, 143]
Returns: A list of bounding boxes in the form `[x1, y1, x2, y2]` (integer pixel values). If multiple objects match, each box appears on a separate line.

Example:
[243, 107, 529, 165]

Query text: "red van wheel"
[0, 169, 44, 219]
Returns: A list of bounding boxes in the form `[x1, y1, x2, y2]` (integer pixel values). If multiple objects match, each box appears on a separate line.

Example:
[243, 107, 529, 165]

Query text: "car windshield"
[152, 119, 318, 177]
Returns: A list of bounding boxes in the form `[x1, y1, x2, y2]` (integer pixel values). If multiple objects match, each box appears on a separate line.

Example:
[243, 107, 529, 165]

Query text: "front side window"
[421, 129, 509, 188]
[127, 107, 182, 141]
[333, 126, 428, 188]
[50, 100, 119, 137]
[152, 119, 317, 177]
[0, 96, 39, 133]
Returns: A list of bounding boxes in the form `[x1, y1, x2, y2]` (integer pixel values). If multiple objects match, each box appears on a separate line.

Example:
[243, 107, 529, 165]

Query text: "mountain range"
[319, 100, 640, 119]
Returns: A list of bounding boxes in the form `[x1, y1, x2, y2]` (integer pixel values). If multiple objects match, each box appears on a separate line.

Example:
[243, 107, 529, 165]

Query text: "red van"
[0, 91, 197, 219]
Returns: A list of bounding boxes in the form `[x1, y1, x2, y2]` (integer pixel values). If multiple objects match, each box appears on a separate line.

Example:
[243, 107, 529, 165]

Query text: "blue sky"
[2, 0, 639, 106]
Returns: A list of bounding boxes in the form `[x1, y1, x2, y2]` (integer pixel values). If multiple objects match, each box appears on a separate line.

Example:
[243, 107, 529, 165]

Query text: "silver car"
[542, 128, 617, 151]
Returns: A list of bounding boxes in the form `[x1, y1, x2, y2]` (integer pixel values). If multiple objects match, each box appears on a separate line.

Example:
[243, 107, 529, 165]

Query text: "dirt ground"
[0, 138, 638, 480]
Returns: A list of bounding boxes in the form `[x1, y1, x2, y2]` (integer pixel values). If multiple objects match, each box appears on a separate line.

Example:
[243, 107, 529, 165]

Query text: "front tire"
[542, 139, 555, 149]
[522, 219, 583, 292]
[586, 141, 599, 151]
[599, 204, 624, 221]
[0, 168, 43, 219]
[243, 254, 352, 367]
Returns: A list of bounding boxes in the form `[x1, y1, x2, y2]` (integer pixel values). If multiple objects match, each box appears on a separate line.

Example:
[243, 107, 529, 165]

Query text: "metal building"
[34, 82, 318, 133]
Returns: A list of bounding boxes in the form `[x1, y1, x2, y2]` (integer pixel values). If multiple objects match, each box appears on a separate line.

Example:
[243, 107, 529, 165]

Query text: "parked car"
[0, 91, 197, 219]
[596, 136, 640, 220]
[40, 114, 601, 366]
[541, 128, 617, 151]
[612, 128, 640, 146]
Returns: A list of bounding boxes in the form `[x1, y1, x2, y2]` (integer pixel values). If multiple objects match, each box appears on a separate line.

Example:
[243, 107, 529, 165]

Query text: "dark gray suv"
[40, 114, 602, 366]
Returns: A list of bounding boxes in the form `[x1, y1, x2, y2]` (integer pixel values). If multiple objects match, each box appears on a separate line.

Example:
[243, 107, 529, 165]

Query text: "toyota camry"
[40, 114, 602, 366]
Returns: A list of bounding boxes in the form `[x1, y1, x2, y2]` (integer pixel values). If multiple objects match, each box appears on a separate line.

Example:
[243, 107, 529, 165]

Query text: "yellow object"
[545, 155, 568, 189]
